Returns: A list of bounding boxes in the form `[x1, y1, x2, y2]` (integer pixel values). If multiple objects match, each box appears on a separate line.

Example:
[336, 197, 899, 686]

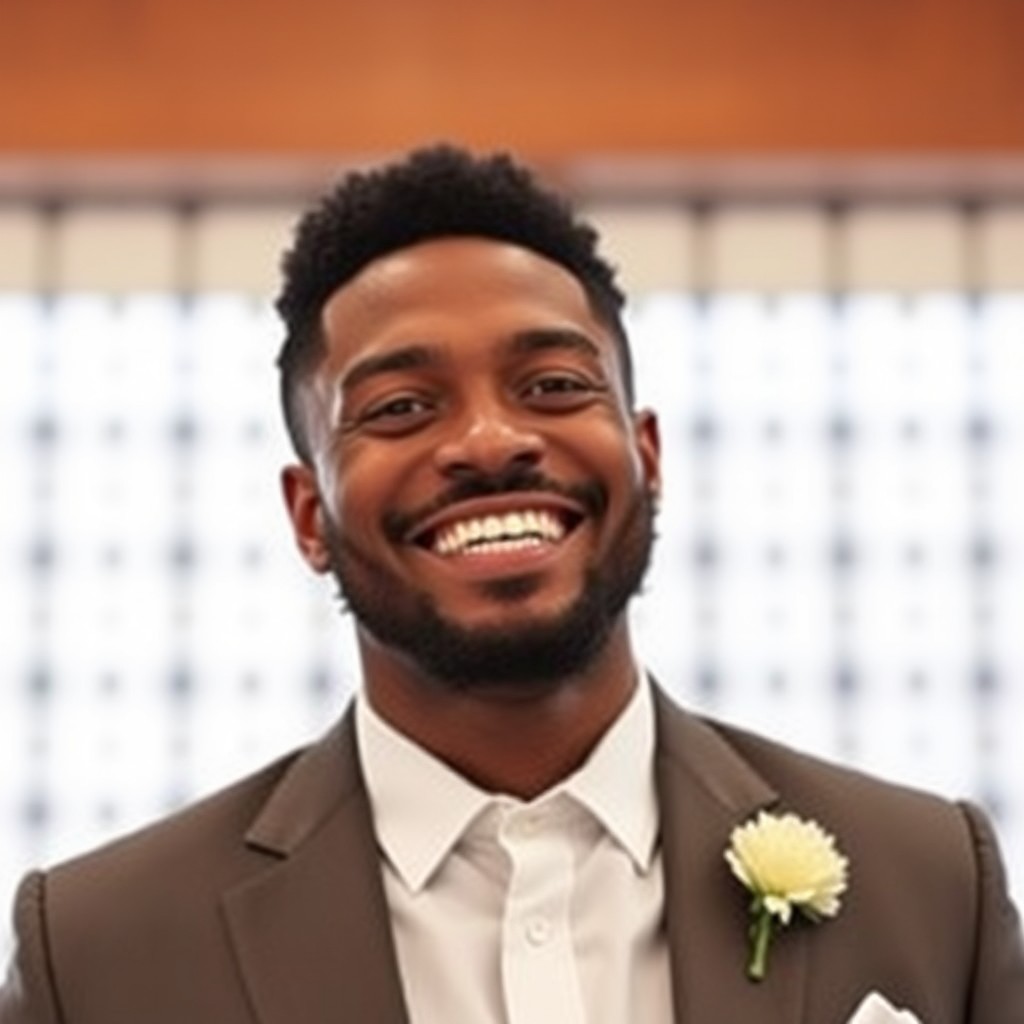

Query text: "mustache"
[383, 464, 607, 543]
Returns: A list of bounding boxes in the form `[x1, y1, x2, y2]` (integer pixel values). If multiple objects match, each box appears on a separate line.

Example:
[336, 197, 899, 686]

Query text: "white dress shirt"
[356, 679, 673, 1024]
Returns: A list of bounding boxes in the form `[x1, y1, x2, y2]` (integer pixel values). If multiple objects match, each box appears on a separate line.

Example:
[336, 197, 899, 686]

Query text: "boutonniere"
[725, 810, 849, 981]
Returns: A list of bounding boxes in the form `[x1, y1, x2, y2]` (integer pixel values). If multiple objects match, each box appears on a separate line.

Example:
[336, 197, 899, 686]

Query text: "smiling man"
[2, 146, 1023, 1024]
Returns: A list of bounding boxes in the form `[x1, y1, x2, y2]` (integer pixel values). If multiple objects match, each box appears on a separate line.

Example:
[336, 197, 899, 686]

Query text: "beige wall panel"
[583, 206, 696, 294]
[0, 210, 44, 290]
[706, 206, 830, 290]
[978, 207, 1024, 288]
[844, 207, 965, 290]
[54, 209, 180, 291]
[192, 207, 301, 294]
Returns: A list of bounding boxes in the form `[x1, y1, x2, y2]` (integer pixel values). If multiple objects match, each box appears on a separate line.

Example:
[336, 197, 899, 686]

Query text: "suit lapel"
[654, 688, 809, 1023]
[222, 713, 409, 1024]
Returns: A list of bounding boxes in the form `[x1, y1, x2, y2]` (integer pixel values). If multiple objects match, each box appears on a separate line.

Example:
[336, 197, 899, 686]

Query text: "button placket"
[498, 802, 585, 1023]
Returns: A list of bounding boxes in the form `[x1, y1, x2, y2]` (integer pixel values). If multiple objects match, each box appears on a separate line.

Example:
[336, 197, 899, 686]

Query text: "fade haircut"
[274, 143, 632, 463]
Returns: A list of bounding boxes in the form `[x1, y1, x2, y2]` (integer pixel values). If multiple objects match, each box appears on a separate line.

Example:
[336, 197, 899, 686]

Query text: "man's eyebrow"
[340, 345, 439, 392]
[339, 329, 602, 393]
[508, 328, 604, 360]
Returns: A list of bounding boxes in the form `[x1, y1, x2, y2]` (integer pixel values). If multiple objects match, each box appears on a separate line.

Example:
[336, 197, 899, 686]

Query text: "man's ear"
[633, 408, 662, 503]
[281, 463, 332, 574]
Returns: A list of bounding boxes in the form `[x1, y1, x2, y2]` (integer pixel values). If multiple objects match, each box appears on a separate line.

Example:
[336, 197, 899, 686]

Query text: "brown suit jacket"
[2, 686, 1023, 1023]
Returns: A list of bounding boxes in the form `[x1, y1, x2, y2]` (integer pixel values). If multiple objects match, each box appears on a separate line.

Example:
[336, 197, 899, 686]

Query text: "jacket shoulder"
[668, 698, 958, 815]
[52, 746, 301, 893]
[48, 710, 357, 899]
[657, 693, 983, 912]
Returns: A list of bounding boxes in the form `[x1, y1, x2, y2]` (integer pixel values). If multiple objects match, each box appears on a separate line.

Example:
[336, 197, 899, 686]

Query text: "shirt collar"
[559, 673, 659, 872]
[356, 695, 493, 893]
[355, 672, 659, 893]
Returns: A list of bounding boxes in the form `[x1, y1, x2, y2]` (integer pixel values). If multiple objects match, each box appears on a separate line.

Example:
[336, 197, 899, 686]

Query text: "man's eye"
[369, 396, 427, 417]
[357, 395, 435, 432]
[531, 376, 584, 393]
[522, 375, 596, 404]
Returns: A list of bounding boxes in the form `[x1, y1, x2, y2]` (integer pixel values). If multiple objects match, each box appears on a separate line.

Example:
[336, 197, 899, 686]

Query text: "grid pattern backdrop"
[1, 198, 1023, 954]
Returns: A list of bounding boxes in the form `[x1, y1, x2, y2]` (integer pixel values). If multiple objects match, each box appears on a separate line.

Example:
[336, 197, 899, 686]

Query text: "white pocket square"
[846, 991, 923, 1024]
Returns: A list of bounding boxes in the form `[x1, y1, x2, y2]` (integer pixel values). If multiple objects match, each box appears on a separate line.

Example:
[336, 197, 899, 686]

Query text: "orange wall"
[5, 0, 1024, 158]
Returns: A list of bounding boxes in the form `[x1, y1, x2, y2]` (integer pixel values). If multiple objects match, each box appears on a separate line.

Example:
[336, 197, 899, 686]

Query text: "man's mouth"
[433, 509, 565, 556]
[410, 503, 584, 558]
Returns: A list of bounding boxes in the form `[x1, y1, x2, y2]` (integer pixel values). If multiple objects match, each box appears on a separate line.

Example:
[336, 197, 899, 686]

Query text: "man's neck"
[357, 624, 640, 799]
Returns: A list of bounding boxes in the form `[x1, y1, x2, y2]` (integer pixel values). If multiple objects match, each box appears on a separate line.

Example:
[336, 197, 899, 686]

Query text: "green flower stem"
[748, 908, 774, 982]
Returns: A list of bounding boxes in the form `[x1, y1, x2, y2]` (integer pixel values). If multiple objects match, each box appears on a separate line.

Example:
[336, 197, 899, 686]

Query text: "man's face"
[283, 237, 660, 691]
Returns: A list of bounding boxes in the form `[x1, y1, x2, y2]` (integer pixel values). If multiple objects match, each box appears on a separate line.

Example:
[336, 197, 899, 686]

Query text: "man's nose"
[433, 404, 544, 478]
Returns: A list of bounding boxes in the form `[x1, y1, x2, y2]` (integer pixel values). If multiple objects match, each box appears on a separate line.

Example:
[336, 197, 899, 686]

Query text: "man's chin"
[424, 581, 580, 634]
[372, 596, 612, 692]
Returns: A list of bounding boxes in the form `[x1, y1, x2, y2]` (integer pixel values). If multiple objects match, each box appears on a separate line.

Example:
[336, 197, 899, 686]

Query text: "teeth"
[432, 510, 567, 556]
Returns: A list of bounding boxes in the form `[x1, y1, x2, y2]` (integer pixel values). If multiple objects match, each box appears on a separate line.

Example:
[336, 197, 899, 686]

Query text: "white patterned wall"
[1, 200, 1022, 955]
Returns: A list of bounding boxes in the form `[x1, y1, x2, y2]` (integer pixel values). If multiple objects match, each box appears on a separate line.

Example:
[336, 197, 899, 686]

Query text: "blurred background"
[2, 0, 1023, 954]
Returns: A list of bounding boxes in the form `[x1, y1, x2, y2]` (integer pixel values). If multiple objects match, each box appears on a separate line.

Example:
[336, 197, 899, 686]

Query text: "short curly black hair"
[275, 143, 632, 463]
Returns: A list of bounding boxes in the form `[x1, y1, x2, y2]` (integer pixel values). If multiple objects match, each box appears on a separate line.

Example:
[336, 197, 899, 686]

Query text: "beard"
[321, 485, 656, 694]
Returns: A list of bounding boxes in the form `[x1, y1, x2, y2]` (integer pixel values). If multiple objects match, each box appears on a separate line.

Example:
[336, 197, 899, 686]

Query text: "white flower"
[725, 810, 849, 980]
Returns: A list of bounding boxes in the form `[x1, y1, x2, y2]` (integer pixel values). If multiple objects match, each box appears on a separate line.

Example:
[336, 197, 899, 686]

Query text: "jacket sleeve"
[961, 802, 1024, 1023]
[0, 873, 63, 1024]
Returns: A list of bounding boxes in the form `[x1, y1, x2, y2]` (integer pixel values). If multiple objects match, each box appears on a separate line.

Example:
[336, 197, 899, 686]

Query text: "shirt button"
[505, 812, 542, 841]
[525, 916, 552, 946]
[521, 812, 544, 835]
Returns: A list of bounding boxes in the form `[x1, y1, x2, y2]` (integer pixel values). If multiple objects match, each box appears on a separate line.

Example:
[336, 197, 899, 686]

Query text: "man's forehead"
[328, 236, 588, 304]
[317, 237, 606, 358]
